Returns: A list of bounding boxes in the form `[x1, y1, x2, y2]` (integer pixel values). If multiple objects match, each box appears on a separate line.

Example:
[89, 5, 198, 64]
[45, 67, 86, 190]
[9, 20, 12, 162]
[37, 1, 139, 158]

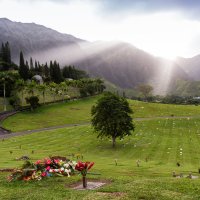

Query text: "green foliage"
[0, 71, 19, 97]
[50, 60, 63, 83]
[170, 79, 200, 97]
[62, 65, 88, 80]
[25, 96, 40, 111]
[91, 92, 135, 147]
[79, 78, 105, 97]
[137, 84, 153, 100]
[0, 42, 11, 70]
[9, 95, 20, 109]
[1, 119, 200, 199]
[19, 51, 30, 80]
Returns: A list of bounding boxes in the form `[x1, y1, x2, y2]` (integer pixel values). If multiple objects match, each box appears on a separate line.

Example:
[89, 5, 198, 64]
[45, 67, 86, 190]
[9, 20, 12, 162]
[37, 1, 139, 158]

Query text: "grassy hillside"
[1, 118, 200, 199]
[2, 95, 200, 132]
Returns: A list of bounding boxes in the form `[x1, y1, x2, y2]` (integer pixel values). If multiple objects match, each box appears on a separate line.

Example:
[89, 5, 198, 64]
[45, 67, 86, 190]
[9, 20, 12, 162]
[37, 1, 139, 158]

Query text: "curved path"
[0, 110, 18, 136]
[0, 115, 198, 139]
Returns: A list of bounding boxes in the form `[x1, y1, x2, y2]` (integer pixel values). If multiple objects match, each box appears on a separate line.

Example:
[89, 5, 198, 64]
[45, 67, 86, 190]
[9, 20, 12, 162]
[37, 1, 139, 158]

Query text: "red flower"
[75, 161, 85, 171]
[75, 161, 94, 172]
[88, 162, 94, 170]
[54, 159, 59, 164]
[46, 166, 50, 171]
[35, 160, 41, 165]
[41, 172, 47, 177]
[45, 159, 51, 165]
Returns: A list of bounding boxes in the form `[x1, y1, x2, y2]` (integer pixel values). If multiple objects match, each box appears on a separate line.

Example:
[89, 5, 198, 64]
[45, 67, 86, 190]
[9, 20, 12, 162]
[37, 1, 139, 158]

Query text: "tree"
[19, 51, 29, 80]
[138, 84, 153, 100]
[25, 96, 39, 111]
[50, 60, 63, 83]
[37, 83, 48, 104]
[58, 82, 68, 102]
[0, 72, 13, 111]
[15, 79, 26, 106]
[4, 42, 11, 65]
[91, 92, 135, 148]
[49, 82, 58, 102]
[26, 81, 36, 96]
[0, 42, 11, 70]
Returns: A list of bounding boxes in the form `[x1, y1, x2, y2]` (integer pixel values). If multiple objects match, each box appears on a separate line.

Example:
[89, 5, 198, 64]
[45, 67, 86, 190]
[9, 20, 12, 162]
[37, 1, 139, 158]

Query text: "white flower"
[65, 169, 71, 173]
[61, 167, 64, 171]
[64, 163, 69, 168]
[55, 169, 59, 172]
[49, 169, 53, 173]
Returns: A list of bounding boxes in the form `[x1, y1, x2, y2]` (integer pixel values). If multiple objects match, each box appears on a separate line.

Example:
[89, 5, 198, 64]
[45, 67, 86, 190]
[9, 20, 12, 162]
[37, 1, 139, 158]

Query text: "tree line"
[0, 41, 106, 111]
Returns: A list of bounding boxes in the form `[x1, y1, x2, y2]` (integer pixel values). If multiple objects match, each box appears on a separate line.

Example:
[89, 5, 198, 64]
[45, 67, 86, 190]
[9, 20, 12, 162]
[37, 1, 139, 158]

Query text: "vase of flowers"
[75, 161, 94, 188]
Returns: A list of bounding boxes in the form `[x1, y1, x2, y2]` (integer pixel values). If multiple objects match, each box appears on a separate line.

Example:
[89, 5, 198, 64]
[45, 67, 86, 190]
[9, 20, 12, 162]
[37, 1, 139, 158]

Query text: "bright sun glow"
[118, 12, 200, 59]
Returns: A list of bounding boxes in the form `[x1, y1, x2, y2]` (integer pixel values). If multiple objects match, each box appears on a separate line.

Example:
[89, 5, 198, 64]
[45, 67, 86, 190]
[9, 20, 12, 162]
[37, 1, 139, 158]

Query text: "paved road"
[0, 115, 198, 139]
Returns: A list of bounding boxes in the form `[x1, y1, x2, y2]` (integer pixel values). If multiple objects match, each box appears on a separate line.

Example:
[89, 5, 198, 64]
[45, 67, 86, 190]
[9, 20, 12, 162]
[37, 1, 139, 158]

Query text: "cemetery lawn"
[2, 95, 200, 132]
[1, 117, 200, 199]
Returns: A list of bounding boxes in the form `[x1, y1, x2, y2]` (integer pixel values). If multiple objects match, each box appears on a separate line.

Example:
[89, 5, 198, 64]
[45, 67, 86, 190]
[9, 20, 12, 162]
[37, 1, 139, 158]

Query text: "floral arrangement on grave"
[75, 161, 94, 188]
[7, 157, 77, 181]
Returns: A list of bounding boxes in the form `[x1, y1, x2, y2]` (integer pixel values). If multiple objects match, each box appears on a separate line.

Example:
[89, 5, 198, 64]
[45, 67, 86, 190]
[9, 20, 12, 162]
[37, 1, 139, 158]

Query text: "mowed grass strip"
[3, 95, 200, 132]
[1, 118, 200, 199]
[1, 118, 200, 173]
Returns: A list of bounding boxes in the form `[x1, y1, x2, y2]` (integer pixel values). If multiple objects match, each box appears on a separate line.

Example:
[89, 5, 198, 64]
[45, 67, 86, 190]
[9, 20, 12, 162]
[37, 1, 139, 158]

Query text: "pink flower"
[41, 172, 47, 177]
[35, 160, 41, 165]
[46, 166, 50, 171]
[54, 159, 59, 164]
[45, 159, 51, 165]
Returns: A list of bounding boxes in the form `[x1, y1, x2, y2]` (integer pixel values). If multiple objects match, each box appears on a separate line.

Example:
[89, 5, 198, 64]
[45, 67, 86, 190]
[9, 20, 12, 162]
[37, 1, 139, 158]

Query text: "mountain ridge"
[0, 18, 192, 95]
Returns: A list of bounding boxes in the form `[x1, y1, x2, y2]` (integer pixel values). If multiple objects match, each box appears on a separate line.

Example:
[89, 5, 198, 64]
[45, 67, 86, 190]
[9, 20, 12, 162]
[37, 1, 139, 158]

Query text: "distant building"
[32, 75, 43, 84]
[65, 78, 73, 81]
[193, 97, 200, 100]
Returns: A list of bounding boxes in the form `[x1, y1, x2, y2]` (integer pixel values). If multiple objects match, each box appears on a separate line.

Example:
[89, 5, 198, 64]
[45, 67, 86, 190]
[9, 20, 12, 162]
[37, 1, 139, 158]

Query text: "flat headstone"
[73, 181, 106, 190]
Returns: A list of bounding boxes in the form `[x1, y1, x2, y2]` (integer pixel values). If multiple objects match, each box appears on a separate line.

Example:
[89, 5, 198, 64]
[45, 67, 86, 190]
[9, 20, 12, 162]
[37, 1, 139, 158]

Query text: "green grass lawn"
[1, 118, 200, 199]
[2, 95, 200, 132]
[1, 96, 200, 199]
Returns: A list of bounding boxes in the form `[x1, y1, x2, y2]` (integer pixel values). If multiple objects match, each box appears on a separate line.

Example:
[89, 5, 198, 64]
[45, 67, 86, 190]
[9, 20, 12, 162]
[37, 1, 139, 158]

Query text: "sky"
[1, 0, 200, 59]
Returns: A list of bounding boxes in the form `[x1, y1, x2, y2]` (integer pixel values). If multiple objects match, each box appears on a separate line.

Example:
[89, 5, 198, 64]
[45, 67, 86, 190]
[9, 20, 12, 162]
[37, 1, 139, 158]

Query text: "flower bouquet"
[75, 161, 94, 188]
[8, 157, 77, 182]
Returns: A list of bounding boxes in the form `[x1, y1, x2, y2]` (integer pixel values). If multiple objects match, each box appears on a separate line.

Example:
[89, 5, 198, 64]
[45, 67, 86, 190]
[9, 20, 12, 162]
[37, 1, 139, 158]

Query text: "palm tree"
[49, 82, 57, 103]
[59, 82, 68, 102]
[15, 79, 26, 106]
[0, 72, 13, 111]
[37, 83, 48, 104]
[26, 81, 36, 96]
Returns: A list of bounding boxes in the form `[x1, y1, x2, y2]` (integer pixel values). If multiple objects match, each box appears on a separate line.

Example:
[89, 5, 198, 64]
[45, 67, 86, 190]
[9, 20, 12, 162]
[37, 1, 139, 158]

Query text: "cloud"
[7, 0, 200, 19]
[92, 0, 200, 19]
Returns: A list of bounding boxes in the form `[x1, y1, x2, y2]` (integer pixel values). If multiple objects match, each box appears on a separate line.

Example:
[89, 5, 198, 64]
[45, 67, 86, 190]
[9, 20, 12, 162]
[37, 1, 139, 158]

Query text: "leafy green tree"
[138, 84, 153, 100]
[91, 92, 135, 148]
[95, 78, 105, 94]
[25, 96, 39, 111]
[62, 65, 88, 80]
